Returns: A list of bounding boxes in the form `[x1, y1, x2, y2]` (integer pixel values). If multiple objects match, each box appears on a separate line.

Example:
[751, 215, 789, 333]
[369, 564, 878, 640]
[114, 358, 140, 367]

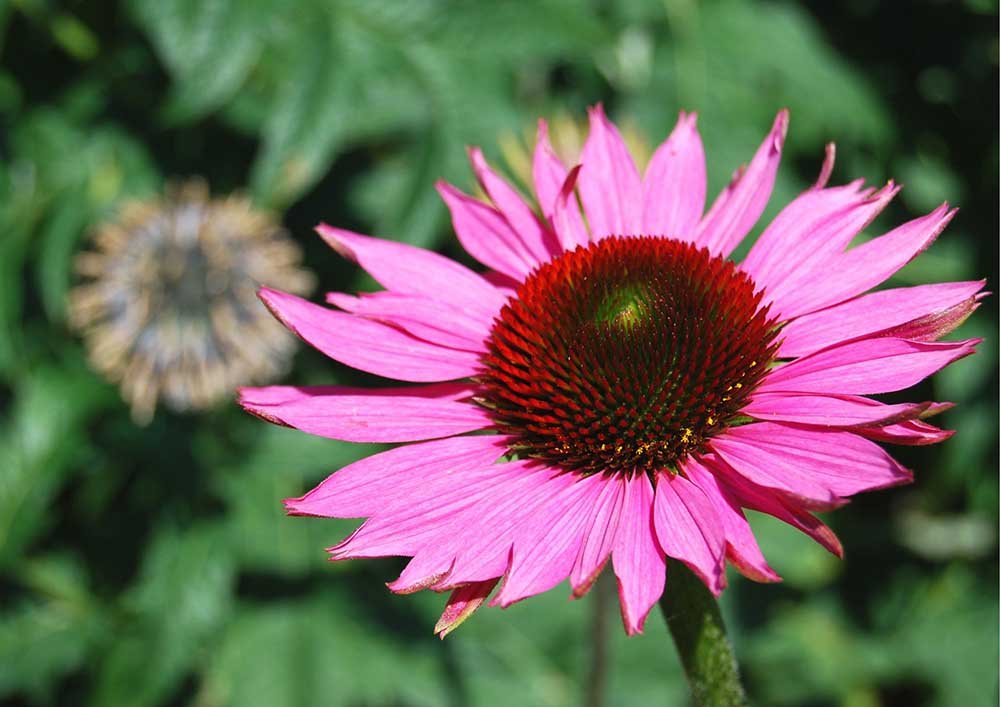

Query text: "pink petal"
[777, 203, 957, 320]
[743, 392, 933, 428]
[741, 180, 863, 290]
[570, 475, 628, 597]
[239, 383, 489, 443]
[533, 120, 587, 249]
[436, 181, 538, 280]
[435, 580, 499, 638]
[259, 288, 482, 382]
[858, 418, 954, 446]
[694, 110, 788, 257]
[641, 111, 706, 240]
[812, 142, 837, 189]
[332, 458, 530, 560]
[703, 452, 843, 557]
[778, 280, 985, 358]
[552, 164, 588, 250]
[652, 472, 726, 595]
[682, 456, 779, 583]
[432, 465, 581, 589]
[577, 104, 642, 240]
[284, 434, 511, 518]
[710, 423, 913, 510]
[390, 462, 568, 592]
[759, 337, 979, 396]
[468, 147, 560, 262]
[532, 120, 568, 216]
[492, 472, 606, 607]
[326, 291, 491, 353]
[481, 271, 519, 299]
[742, 181, 897, 312]
[388, 557, 454, 595]
[612, 473, 666, 635]
[315, 225, 506, 318]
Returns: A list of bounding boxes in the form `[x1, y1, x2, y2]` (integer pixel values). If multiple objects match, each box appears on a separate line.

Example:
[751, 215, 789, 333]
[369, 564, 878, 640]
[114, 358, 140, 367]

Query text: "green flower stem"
[584, 571, 613, 707]
[659, 560, 748, 707]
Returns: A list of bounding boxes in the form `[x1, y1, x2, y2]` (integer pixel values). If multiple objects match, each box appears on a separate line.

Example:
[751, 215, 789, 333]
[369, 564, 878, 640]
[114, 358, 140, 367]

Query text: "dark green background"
[1, 1, 997, 705]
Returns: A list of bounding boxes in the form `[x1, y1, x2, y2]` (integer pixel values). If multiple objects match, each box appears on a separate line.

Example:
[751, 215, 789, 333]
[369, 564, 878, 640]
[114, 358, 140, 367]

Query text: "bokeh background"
[1, 1, 997, 705]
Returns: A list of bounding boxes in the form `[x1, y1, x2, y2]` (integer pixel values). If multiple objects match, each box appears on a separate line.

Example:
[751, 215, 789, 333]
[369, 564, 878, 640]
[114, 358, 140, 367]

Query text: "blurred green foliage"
[1, 0, 997, 705]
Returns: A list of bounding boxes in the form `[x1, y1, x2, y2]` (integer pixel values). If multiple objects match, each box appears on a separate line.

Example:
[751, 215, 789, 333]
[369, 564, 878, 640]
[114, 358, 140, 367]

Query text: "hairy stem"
[583, 571, 613, 707]
[659, 560, 747, 707]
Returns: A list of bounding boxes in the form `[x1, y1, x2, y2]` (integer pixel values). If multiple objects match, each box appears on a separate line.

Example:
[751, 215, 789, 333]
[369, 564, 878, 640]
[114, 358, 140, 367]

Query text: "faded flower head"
[71, 180, 315, 423]
[242, 107, 983, 636]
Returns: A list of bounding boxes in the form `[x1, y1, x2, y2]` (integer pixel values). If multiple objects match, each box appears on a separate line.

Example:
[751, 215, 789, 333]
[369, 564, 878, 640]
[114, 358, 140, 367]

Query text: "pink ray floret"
[242, 106, 983, 637]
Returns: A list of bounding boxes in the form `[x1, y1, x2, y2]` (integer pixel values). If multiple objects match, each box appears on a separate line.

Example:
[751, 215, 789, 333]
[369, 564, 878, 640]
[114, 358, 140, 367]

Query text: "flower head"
[71, 180, 315, 423]
[242, 107, 983, 636]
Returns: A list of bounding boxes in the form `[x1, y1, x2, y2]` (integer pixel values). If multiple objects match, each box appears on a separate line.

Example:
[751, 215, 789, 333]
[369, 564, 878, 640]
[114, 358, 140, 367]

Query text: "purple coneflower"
[242, 108, 982, 637]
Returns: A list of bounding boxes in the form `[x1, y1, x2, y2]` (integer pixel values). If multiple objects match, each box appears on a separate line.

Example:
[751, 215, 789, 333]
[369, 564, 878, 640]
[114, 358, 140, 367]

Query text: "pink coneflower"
[241, 108, 982, 637]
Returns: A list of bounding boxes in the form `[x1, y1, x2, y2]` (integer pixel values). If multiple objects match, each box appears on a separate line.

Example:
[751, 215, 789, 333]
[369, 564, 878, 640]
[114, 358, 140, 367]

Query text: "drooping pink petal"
[435, 580, 499, 638]
[682, 456, 780, 583]
[533, 120, 588, 249]
[258, 288, 482, 382]
[858, 418, 955, 446]
[552, 164, 588, 250]
[238, 383, 489, 443]
[315, 225, 506, 318]
[577, 104, 642, 239]
[430, 464, 581, 590]
[332, 458, 531, 560]
[389, 462, 566, 593]
[570, 474, 628, 597]
[652, 472, 726, 595]
[284, 434, 511, 518]
[467, 147, 561, 262]
[812, 142, 836, 189]
[710, 423, 912, 510]
[641, 111, 706, 240]
[759, 337, 979, 396]
[778, 280, 985, 358]
[705, 453, 844, 557]
[694, 110, 788, 257]
[776, 203, 958, 320]
[743, 392, 933, 428]
[436, 181, 538, 280]
[612, 473, 666, 635]
[741, 180, 896, 310]
[492, 472, 607, 607]
[326, 291, 491, 353]
[388, 560, 454, 595]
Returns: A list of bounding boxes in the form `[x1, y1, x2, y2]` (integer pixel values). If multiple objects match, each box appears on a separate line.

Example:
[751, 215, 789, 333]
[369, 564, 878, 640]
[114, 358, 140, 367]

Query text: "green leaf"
[90, 523, 235, 707]
[0, 554, 104, 702]
[743, 598, 887, 705]
[746, 511, 841, 591]
[878, 567, 999, 707]
[35, 193, 88, 324]
[196, 594, 448, 707]
[8, 108, 158, 326]
[128, 0, 266, 123]
[0, 364, 111, 568]
[250, 6, 349, 208]
[0, 599, 103, 701]
[212, 422, 376, 576]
